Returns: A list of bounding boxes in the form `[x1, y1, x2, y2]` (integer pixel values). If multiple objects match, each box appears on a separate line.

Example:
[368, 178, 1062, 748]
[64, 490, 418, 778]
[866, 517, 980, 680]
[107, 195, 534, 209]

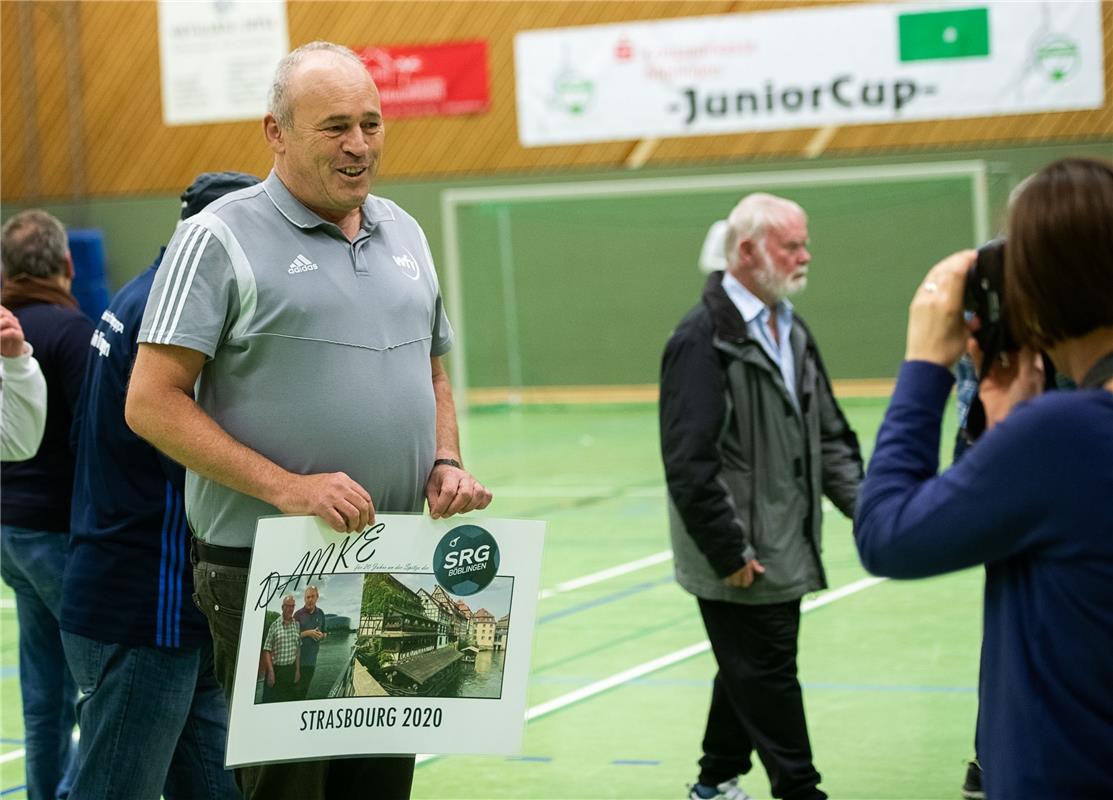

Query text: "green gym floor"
[1, 397, 980, 800]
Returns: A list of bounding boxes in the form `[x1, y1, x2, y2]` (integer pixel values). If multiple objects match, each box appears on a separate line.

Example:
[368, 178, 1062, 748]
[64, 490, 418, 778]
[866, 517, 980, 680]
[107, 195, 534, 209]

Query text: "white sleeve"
[1, 345, 48, 462]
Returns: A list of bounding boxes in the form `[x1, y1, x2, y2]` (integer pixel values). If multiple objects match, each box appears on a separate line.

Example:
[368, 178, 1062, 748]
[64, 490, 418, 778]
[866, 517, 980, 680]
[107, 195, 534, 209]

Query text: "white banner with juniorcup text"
[226, 515, 545, 767]
[514, 1, 1105, 146]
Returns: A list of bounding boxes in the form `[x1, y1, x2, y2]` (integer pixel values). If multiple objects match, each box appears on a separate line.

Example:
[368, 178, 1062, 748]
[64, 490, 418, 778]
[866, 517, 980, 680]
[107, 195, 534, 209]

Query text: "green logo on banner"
[1035, 35, 1080, 82]
[433, 525, 500, 597]
[554, 68, 595, 115]
[898, 8, 990, 63]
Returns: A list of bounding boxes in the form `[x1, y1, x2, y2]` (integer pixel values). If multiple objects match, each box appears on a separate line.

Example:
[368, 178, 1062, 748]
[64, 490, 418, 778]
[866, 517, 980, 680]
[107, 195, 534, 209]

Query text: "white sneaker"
[686, 777, 753, 800]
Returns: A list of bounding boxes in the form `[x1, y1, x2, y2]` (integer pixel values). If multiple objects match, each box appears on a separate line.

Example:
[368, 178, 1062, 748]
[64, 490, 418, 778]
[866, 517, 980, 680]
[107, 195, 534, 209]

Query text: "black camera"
[964, 238, 1016, 380]
[960, 238, 1058, 443]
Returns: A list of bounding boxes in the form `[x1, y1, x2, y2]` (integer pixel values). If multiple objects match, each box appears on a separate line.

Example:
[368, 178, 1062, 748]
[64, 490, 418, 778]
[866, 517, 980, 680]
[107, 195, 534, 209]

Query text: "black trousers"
[271, 663, 299, 702]
[295, 664, 317, 700]
[697, 597, 826, 800]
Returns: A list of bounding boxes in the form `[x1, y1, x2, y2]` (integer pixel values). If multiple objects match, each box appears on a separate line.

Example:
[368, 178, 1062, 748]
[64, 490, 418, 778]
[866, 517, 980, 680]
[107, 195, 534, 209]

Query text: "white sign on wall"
[158, 0, 289, 126]
[226, 514, 544, 767]
[514, 1, 1105, 147]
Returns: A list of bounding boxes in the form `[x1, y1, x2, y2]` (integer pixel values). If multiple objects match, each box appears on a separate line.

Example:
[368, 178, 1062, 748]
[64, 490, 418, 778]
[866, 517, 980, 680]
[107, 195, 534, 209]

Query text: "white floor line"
[538, 551, 672, 600]
[524, 641, 711, 722]
[418, 574, 887, 766]
[0, 598, 15, 610]
[801, 576, 886, 611]
[533, 503, 835, 601]
[0, 748, 25, 765]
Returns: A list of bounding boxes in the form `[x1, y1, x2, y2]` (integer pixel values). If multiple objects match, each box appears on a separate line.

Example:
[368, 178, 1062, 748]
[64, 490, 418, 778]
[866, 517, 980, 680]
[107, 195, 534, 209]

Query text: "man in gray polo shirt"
[126, 41, 491, 800]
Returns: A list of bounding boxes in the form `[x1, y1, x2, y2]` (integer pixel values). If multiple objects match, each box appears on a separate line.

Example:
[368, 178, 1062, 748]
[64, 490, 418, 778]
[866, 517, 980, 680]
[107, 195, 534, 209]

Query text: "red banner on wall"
[356, 41, 490, 119]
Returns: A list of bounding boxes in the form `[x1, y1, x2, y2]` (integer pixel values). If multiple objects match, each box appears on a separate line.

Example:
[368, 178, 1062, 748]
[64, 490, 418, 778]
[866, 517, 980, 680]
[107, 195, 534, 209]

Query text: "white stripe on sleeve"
[158, 229, 212, 344]
[149, 224, 205, 343]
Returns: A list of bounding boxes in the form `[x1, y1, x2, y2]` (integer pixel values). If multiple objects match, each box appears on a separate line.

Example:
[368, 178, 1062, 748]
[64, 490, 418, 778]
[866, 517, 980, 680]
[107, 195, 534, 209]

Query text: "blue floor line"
[538, 575, 675, 625]
[611, 759, 660, 766]
[0, 739, 24, 745]
[505, 756, 552, 762]
[804, 681, 975, 693]
[1, 785, 26, 797]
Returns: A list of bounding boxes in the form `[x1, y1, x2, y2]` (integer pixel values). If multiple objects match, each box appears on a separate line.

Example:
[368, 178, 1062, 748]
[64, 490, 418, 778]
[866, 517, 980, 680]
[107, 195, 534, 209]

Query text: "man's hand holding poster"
[226, 514, 545, 767]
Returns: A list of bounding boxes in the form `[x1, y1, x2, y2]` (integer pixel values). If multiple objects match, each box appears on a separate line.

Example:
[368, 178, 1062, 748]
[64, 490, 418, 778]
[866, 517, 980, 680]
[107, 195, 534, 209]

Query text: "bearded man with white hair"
[660, 193, 863, 800]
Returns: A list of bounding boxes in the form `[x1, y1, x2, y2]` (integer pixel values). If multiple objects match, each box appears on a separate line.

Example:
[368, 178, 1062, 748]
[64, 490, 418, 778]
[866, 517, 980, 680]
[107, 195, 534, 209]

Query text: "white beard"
[754, 244, 807, 302]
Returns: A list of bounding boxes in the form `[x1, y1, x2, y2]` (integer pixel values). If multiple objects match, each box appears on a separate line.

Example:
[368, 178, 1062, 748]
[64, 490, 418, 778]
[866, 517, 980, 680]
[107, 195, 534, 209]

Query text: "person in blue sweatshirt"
[854, 157, 1113, 799]
[60, 172, 258, 800]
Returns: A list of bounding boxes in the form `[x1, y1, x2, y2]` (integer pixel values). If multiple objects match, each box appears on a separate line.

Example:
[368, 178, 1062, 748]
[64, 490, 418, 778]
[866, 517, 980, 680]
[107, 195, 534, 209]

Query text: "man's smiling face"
[267, 50, 384, 225]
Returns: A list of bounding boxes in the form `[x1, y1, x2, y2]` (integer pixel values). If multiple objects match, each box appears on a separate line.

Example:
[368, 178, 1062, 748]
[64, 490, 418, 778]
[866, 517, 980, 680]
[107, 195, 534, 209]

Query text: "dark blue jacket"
[63, 253, 207, 648]
[855, 360, 1113, 798]
[1, 301, 93, 531]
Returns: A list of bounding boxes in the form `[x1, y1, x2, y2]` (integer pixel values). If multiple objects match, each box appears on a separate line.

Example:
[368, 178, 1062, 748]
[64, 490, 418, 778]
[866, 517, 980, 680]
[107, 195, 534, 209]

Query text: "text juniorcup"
[675, 74, 935, 125]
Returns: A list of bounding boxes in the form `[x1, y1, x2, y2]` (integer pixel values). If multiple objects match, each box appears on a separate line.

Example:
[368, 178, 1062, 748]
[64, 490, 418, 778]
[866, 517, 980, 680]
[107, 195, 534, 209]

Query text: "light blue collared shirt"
[722, 272, 798, 408]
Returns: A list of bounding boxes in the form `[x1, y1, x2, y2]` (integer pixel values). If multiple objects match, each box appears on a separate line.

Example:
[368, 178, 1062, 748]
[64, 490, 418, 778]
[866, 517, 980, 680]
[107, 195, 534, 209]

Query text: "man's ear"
[736, 236, 757, 267]
[64, 251, 75, 281]
[263, 114, 285, 155]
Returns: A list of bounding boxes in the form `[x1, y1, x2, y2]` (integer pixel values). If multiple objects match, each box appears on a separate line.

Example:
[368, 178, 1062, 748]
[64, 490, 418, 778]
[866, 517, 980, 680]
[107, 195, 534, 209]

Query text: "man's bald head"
[268, 41, 368, 130]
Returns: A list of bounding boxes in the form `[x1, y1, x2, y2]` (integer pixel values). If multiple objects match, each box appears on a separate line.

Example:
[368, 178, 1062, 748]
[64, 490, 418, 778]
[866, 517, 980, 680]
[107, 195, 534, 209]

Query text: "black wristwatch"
[433, 458, 462, 469]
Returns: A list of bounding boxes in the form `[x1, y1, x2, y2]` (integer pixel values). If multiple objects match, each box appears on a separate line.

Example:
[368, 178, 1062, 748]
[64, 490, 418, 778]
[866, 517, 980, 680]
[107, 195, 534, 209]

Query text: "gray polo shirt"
[138, 172, 453, 547]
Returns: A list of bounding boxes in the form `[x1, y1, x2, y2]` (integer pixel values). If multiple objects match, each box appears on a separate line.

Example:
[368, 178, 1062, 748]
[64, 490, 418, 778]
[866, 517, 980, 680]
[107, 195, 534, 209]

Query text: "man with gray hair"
[660, 193, 862, 800]
[262, 595, 302, 703]
[126, 40, 490, 798]
[1, 208, 93, 800]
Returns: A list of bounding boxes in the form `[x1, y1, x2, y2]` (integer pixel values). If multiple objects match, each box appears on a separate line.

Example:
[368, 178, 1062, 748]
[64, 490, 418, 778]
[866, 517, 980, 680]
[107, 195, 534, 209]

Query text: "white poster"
[226, 514, 545, 768]
[158, 0, 289, 126]
[514, 1, 1105, 146]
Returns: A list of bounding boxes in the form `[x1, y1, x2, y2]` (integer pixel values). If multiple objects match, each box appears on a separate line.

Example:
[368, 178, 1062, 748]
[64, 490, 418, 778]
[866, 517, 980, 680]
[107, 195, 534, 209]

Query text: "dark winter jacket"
[660, 271, 862, 604]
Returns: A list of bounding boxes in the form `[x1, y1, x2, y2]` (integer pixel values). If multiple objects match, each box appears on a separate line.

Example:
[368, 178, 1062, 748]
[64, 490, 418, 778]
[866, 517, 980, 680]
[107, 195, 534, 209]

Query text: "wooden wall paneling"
[29, 2, 73, 198]
[1, 0, 1110, 203]
[79, 1, 270, 196]
[1, 1, 32, 199]
[81, 1, 163, 194]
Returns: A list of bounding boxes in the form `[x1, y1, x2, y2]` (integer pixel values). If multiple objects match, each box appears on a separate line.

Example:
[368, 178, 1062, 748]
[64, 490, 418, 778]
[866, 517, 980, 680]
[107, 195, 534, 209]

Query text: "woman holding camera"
[854, 157, 1113, 798]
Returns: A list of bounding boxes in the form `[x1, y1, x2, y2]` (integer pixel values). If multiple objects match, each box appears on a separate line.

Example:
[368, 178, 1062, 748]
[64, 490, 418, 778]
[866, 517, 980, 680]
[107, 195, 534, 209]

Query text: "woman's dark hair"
[1006, 157, 1113, 348]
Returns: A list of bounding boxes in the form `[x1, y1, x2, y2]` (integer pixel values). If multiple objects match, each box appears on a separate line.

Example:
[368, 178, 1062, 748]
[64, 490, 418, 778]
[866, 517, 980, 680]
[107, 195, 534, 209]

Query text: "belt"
[192, 538, 252, 569]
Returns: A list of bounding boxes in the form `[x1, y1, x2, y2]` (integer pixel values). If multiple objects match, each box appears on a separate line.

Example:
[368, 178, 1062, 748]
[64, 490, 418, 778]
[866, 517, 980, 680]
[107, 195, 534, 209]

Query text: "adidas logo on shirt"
[288, 254, 319, 274]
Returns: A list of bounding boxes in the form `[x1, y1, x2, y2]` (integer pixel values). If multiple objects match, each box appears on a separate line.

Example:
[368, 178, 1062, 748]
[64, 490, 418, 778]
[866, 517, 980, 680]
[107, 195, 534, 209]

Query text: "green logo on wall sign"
[1035, 35, 1080, 82]
[554, 69, 595, 115]
[433, 525, 500, 597]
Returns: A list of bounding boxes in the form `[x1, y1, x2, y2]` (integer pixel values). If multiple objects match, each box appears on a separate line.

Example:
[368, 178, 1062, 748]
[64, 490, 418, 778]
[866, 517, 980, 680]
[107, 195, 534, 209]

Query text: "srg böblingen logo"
[433, 525, 500, 596]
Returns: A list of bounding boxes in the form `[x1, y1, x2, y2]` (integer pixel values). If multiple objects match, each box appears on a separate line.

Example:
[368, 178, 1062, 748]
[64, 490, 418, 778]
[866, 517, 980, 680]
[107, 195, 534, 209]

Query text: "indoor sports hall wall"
[446, 164, 981, 387]
[3, 141, 1109, 388]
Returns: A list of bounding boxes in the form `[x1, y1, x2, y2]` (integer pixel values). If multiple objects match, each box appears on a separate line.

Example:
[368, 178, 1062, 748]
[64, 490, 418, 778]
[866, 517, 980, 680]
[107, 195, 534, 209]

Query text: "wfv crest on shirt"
[392, 251, 420, 280]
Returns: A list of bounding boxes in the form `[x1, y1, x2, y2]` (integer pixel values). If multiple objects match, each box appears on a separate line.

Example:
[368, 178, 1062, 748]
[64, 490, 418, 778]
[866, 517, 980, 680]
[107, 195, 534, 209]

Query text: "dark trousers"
[192, 556, 415, 800]
[270, 664, 299, 703]
[697, 597, 826, 800]
[295, 665, 317, 701]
